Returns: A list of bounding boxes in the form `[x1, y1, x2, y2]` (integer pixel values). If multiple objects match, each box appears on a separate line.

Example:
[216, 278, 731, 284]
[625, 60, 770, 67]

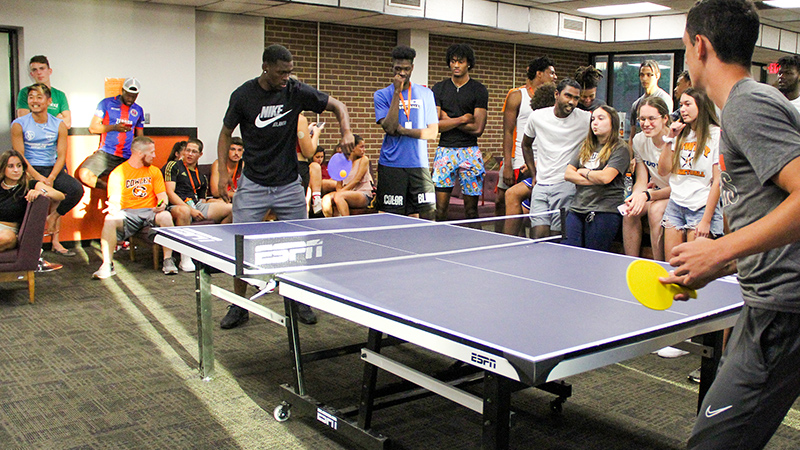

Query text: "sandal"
[52, 248, 77, 257]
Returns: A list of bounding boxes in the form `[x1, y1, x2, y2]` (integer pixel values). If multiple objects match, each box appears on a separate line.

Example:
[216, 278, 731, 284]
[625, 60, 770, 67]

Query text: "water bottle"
[624, 172, 633, 198]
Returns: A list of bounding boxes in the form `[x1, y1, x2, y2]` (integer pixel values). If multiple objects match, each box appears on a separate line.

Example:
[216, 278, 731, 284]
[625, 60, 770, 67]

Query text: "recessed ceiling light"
[577, 2, 671, 16]
[763, 0, 800, 8]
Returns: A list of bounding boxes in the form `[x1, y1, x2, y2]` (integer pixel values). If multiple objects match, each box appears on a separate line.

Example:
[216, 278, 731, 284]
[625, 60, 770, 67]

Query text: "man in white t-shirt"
[521, 78, 591, 238]
[777, 55, 800, 113]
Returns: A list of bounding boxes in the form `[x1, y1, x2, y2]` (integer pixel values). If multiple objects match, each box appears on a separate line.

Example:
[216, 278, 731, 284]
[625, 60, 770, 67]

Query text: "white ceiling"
[137, 0, 798, 63]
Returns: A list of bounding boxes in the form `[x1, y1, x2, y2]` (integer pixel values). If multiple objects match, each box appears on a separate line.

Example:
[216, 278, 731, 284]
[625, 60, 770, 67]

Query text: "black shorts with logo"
[376, 164, 435, 215]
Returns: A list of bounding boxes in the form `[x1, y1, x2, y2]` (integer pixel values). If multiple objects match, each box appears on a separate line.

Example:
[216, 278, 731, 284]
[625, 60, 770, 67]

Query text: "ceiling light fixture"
[577, 2, 671, 16]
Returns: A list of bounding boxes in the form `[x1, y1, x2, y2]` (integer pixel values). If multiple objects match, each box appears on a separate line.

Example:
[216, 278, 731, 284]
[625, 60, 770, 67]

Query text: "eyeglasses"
[638, 116, 663, 124]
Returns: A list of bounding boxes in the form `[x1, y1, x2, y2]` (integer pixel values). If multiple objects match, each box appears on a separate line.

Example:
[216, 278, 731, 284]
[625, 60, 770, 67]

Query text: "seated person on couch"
[92, 136, 177, 279]
[164, 138, 232, 271]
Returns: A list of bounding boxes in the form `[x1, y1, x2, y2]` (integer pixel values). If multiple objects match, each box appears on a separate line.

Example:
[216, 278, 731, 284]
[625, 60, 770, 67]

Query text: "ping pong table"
[155, 214, 743, 450]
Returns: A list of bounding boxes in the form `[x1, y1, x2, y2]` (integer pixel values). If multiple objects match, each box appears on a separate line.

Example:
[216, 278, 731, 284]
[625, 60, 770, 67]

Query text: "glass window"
[610, 53, 674, 139]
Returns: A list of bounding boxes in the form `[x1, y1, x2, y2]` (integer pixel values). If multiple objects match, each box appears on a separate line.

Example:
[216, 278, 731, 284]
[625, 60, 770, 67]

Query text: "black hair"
[527, 57, 555, 80]
[574, 66, 603, 90]
[391, 45, 416, 62]
[445, 43, 476, 70]
[29, 55, 49, 67]
[530, 82, 557, 110]
[556, 78, 581, 93]
[168, 141, 187, 162]
[231, 137, 244, 147]
[353, 134, 363, 146]
[677, 70, 691, 83]
[686, 0, 759, 68]
[778, 55, 800, 72]
[262, 44, 293, 64]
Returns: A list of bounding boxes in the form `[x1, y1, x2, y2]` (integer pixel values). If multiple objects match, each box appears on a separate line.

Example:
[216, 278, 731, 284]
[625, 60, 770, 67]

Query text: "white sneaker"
[657, 346, 690, 358]
[162, 258, 179, 275]
[312, 195, 322, 214]
[92, 264, 116, 280]
[179, 256, 195, 272]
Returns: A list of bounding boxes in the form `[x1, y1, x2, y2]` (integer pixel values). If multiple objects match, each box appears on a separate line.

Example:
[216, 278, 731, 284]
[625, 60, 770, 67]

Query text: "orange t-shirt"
[107, 162, 166, 210]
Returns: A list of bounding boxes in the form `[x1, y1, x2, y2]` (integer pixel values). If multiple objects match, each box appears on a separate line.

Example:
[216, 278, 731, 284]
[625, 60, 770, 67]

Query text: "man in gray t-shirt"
[664, 1, 800, 449]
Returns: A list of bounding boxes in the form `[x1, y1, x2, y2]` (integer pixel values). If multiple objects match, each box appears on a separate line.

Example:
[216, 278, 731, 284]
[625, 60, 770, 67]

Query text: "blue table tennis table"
[155, 214, 743, 450]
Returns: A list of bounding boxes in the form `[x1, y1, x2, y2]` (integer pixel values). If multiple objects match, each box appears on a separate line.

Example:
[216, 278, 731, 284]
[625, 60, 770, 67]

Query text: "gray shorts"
[232, 173, 307, 223]
[167, 201, 210, 218]
[689, 304, 800, 449]
[117, 208, 156, 241]
[529, 181, 575, 231]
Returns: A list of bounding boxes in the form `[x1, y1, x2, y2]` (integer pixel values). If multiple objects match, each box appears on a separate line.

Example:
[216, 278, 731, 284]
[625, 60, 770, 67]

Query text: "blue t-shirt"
[374, 83, 438, 168]
[12, 113, 63, 166]
[94, 96, 145, 159]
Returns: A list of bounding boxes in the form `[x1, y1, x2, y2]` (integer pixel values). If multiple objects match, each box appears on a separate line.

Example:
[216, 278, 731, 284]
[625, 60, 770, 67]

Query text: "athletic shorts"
[116, 208, 157, 241]
[232, 173, 307, 223]
[79, 150, 127, 179]
[432, 146, 485, 196]
[689, 305, 800, 450]
[497, 164, 526, 191]
[376, 165, 435, 215]
[529, 181, 575, 231]
[519, 178, 534, 210]
[661, 200, 724, 236]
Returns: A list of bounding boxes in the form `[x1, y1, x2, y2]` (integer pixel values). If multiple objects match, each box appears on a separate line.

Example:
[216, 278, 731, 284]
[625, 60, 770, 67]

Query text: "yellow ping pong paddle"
[626, 260, 697, 310]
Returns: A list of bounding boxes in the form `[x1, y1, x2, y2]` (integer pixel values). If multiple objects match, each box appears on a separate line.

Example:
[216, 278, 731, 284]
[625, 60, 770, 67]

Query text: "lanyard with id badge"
[399, 85, 412, 129]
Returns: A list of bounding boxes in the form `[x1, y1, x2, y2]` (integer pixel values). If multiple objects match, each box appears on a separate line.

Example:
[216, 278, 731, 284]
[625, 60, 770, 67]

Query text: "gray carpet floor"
[1, 242, 799, 450]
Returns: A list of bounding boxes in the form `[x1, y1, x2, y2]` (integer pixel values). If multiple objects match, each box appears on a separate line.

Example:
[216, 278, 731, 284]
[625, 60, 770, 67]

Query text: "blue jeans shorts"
[661, 200, 724, 236]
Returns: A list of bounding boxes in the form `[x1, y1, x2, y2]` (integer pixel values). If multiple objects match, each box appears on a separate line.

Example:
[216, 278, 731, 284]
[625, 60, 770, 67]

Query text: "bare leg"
[99, 216, 122, 269]
[154, 211, 174, 260]
[648, 199, 669, 261]
[622, 213, 644, 257]
[77, 167, 106, 190]
[502, 182, 532, 236]
[663, 227, 684, 261]
[0, 229, 18, 252]
[322, 192, 336, 217]
[462, 195, 480, 229]
[532, 225, 551, 239]
[494, 187, 507, 233]
[435, 190, 451, 222]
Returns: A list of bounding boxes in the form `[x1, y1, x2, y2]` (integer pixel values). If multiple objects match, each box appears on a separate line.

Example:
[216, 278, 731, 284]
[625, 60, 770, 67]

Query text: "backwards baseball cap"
[122, 77, 141, 94]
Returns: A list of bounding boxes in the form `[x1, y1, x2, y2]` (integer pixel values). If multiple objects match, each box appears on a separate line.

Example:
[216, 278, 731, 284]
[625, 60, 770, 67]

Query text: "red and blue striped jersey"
[94, 96, 145, 159]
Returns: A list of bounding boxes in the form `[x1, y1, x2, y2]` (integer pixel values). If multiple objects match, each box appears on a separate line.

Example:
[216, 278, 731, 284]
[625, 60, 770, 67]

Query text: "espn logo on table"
[254, 239, 323, 266]
[316, 408, 338, 430]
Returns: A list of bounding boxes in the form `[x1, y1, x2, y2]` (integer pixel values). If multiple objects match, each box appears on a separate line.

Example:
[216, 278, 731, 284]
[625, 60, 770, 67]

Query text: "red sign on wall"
[768, 62, 780, 74]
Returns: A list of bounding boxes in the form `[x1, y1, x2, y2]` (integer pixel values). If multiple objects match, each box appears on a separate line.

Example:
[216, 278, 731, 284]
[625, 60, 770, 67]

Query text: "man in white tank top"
[495, 57, 556, 231]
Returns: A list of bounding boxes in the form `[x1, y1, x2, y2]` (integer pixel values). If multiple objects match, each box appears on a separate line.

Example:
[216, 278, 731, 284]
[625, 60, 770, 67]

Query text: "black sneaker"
[297, 304, 318, 325]
[688, 368, 701, 383]
[220, 305, 249, 329]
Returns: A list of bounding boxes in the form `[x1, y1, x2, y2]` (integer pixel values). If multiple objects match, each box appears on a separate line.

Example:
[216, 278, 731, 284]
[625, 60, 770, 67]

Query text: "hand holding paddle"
[328, 153, 353, 181]
[627, 260, 696, 310]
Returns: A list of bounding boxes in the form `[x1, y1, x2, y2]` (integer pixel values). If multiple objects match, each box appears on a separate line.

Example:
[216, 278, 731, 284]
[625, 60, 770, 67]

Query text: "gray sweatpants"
[688, 304, 800, 449]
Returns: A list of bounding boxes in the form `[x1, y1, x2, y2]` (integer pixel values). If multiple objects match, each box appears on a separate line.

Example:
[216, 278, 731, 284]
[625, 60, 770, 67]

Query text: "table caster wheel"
[274, 403, 291, 422]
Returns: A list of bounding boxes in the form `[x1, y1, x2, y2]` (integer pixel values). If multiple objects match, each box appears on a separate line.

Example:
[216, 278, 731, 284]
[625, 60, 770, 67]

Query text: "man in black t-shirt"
[216, 44, 355, 329]
[430, 43, 489, 222]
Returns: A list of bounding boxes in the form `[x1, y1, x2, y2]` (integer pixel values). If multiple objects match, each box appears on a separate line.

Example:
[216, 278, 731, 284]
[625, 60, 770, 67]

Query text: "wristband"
[644, 190, 651, 201]
[41, 188, 48, 195]
[662, 136, 674, 145]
